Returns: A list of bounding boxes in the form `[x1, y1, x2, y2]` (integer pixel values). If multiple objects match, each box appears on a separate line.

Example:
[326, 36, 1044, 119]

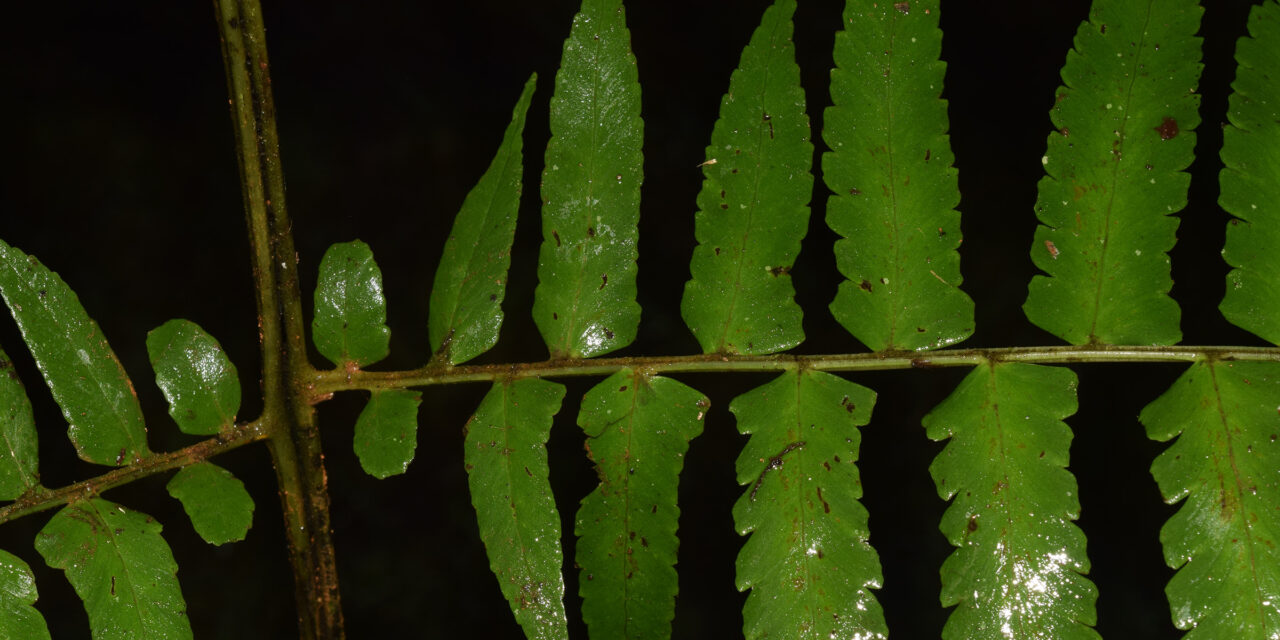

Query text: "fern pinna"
[0, 0, 1278, 638]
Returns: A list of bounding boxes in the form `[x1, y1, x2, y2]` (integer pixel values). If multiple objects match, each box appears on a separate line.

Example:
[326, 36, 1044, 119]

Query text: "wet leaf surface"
[312, 240, 391, 368]
[146, 319, 240, 436]
[0, 343, 38, 499]
[0, 548, 50, 640]
[166, 462, 254, 546]
[353, 389, 421, 479]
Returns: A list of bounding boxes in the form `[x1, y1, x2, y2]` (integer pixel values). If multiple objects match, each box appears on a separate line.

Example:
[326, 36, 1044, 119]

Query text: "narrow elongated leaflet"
[464, 377, 567, 639]
[36, 499, 191, 639]
[166, 462, 255, 546]
[0, 240, 149, 465]
[924, 362, 1099, 640]
[353, 389, 421, 479]
[1023, 0, 1203, 345]
[430, 74, 537, 364]
[312, 240, 390, 368]
[1220, 0, 1280, 345]
[532, 0, 642, 358]
[823, 0, 973, 352]
[1141, 360, 1280, 638]
[0, 345, 38, 499]
[0, 548, 50, 640]
[575, 369, 706, 639]
[147, 319, 241, 436]
[680, 0, 810, 355]
[732, 369, 886, 639]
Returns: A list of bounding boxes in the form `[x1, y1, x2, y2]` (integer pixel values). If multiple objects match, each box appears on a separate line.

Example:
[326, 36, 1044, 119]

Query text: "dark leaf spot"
[849, 187, 861, 195]
[894, 1, 909, 13]
[1154, 117, 1179, 140]
[967, 516, 979, 533]
[587, 226, 595, 237]
[924, 149, 931, 161]
[768, 265, 791, 277]
[604, 329, 615, 339]
[599, 274, 608, 290]
[859, 279, 873, 292]
[552, 230, 562, 247]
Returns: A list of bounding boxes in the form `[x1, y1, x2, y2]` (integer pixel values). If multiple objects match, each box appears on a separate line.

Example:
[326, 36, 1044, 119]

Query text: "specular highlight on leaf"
[924, 362, 1099, 640]
[464, 377, 568, 639]
[680, 0, 810, 356]
[823, 0, 973, 352]
[0, 239, 149, 466]
[575, 369, 706, 639]
[147, 319, 241, 436]
[0, 343, 38, 499]
[430, 74, 537, 365]
[1023, 0, 1204, 345]
[532, 0, 643, 359]
[312, 240, 391, 368]
[0, 548, 50, 640]
[731, 369, 887, 640]
[36, 498, 191, 639]
[1220, 0, 1280, 346]
[1141, 360, 1280, 638]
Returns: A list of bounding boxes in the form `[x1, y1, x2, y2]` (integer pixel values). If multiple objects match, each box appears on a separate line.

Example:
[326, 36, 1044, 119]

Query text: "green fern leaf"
[312, 240, 391, 368]
[822, 0, 973, 352]
[146, 319, 241, 436]
[680, 0, 810, 355]
[731, 369, 886, 640]
[1141, 360, 1280, 637]
[166, 462, 254, 546]
[1023, 0, 1203, 345]
[0, 344, 38, 499]
[1220, 0, 1280, 345]
[464, 377, 568, 639]
[924, 362, 1099, 640]
[575, 369, 706, 639]
[0, 548, 50, 640]
[353, 389, 421, 479]
[532, 0, 642, 359]
[0, 240, 150, 465]
[430, 74, 537, 364]
[36, 498, 191, 639]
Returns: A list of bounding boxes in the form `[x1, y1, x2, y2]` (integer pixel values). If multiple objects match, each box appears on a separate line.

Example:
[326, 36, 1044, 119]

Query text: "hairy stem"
[214, 1, 342, 638]
[310, 345, 1280, 393]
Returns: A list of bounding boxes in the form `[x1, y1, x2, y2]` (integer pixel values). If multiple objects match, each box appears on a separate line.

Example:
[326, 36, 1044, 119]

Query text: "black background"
[0, 0, 1268, 637]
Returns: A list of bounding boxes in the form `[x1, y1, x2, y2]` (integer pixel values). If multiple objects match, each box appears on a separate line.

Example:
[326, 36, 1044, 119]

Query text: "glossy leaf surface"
[430, 74, 536, 364]
[1141, 360, 1280, 637]
[146, 319, 240, 436]
[353, 389, 421, 479]
[166, 462, 254, 546]
[680, 0, 810, 355]
[1220, 0, 1280, 346]
[732, 369, 886, 640]
[36, 499, 191, 639]
[312, 240, 390, 368]
[464, 377, 568, 639]
[532, 0, 642, 359]
[575, 369, 706, 639]
[0, 239, 149, 465]
[822, 0, 973, 352]
[924, 362, 1099, 640]
[0, 548, 50, 640]
[0, 344, 38, 499]
[1023, 0, 1203, 345]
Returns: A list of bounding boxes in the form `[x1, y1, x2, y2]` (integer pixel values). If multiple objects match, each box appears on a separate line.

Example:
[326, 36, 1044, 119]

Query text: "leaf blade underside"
[0, 239, 149, 466]
[823, 0, 973, 352]
[312, 240, 391, 368]
[0, 343, 38, 499]
[532, 0, 643, 359]
[166, 462, 255, 546]
[924, 362, 1099, 640]
[1023, 0, 1203, 346]
[353, 389, 422, 479]
[1141, 360, 1280, 638]
[575, 369, 706, 639]
[35, 498, 191, 640]
[1220, 0, 1280, 346]
[429, 74, 537, 365]
[680, 0, 811, 356]
[146, 319, 241, 436]
[464, 377, 568, 640]
[0, 548, 50, 640]
[731, 369, 887, 640]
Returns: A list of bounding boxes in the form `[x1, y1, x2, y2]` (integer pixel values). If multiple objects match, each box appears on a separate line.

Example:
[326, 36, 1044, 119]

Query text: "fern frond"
[1023, 0, 1203, 345]
[924, 362, 1099, 639]
[823, 0, 973, 352]
[352, 389, 421, 479]
[166, 462, 255, 546]
[1142, 360, 1280, 638]
[146, 319, 241, 436]
[533, 0, 643, 359]
[312, 240, 391, 368]
[681, 0, 810, 355]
